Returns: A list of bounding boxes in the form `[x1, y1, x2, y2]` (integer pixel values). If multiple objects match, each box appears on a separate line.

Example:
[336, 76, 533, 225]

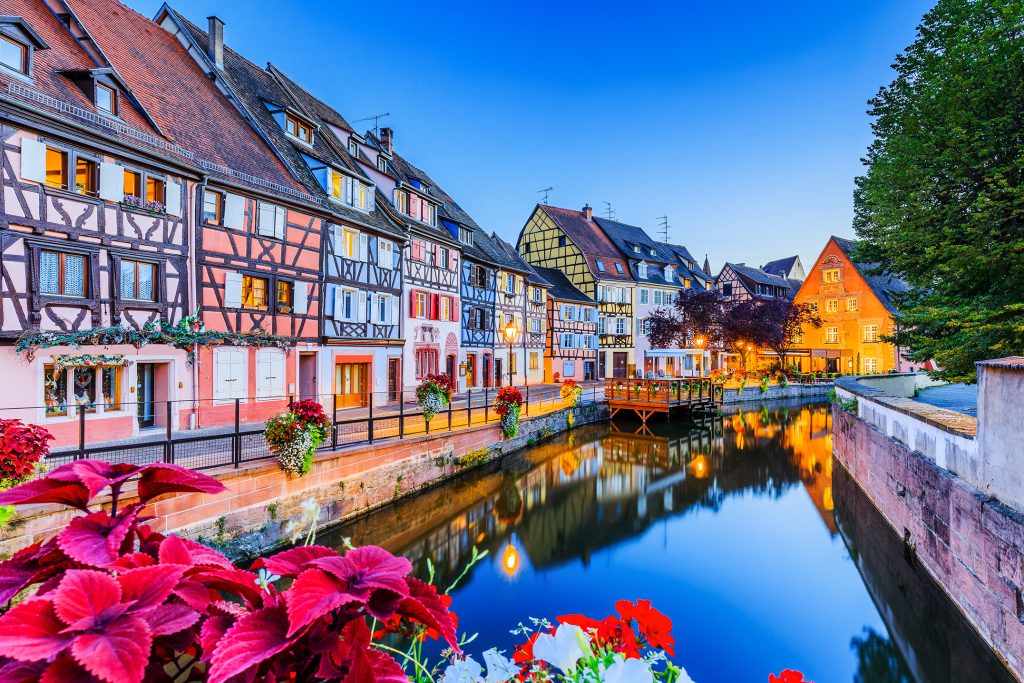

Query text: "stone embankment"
[723, 382, 832, 404]
[833, 362, 1024, 679]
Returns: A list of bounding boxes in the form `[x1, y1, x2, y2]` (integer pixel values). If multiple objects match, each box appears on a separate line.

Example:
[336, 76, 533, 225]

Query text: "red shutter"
[429, 293, 439, 320]
[410, 194, 421, 220]
[434, 243, 442, 265]
[409, 290, 417, 317]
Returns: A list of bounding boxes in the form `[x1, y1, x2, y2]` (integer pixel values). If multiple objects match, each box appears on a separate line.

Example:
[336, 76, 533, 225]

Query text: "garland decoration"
[16, 314, 293, 366]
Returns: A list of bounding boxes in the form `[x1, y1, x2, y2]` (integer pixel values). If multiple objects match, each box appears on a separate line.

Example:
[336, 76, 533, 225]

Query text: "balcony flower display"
[495, 386, 524, 438]
[417, 374, 454, 424]
[264, 400, 331, 476]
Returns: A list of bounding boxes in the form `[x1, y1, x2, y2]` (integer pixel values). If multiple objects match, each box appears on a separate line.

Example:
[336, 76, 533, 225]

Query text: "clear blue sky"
[133, 0, 932, 271]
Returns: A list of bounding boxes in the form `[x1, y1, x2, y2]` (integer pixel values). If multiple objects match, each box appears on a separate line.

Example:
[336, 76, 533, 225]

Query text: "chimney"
[380, 127, 393, 154]
[207, 16, 224, 69]
[582, 203, 592, 221]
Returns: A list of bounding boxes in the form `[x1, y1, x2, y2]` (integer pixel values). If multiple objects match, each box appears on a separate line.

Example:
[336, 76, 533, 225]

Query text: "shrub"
[0, 419, 53, 483]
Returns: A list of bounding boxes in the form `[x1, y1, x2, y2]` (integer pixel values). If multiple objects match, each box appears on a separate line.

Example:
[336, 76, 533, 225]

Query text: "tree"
[757, 299, 822, 372]
[721, 299, 770, 369]
[853, 0, 1024, 383]
[646, 290, 727, 349]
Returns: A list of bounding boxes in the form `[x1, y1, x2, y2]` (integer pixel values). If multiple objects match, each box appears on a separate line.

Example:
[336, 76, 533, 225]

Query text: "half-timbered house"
[493, 233, 549, 386]
[159, 10, 409, 410]
[714, 262, 799, 303]
[532, 268, 597, 383]
[517, 204, 634, 378]
[657, 242, 711, 291]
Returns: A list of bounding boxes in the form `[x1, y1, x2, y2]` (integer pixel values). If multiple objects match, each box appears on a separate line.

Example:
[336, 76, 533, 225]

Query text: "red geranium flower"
[512, 631, 540, 665]
[615, 599, 675, 656]
[770, 671, 813, 683]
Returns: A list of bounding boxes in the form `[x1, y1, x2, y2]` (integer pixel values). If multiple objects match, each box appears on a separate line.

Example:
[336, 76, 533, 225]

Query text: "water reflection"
[321, 401, 1012, 683]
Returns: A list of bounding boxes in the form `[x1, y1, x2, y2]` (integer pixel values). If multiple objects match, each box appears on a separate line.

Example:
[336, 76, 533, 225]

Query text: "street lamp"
[503, 319, 518, 387]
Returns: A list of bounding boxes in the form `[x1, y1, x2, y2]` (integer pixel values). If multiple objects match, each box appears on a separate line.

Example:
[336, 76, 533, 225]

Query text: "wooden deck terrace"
[605, 377, 724, 423]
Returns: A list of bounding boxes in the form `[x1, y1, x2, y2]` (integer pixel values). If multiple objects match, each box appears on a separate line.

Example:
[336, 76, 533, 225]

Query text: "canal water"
[319, 401, 1013, 683]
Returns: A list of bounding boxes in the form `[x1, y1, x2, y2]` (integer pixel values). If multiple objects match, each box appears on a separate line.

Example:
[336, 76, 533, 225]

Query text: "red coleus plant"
[292, 399, 331, 431]
[0, 418, 54, 482]
[0, 459, 459, 683]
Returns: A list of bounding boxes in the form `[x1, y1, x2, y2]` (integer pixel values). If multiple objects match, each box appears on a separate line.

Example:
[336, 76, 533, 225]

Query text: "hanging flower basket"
[559, 379, 582, 408]
[416, 374, 454, 424]
[495, 386, 523, 438]
[264, 400, 330, 476]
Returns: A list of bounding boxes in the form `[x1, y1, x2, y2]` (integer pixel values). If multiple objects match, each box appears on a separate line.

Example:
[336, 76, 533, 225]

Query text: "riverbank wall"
[723, 382, 832, 404]
[833, 363, 1024, 678]
[0, 401, 609, 561]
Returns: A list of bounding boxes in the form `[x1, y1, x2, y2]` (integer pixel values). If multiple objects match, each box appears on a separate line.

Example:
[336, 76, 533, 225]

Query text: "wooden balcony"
[605, 377, 723, 424]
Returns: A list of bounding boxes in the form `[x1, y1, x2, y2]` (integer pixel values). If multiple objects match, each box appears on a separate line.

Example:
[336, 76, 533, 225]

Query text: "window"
[376, 294, 392, 324]
[615, 262, 624, 274]
[529, 352, 539, 370]
[531, 287, 542, 303]
[241, 274, 269, 310]
[459, 226, 474, 246]
[415, 291, 428, 318]
[440, 247, 453, 271]
[40, 250, 87, 297]
[348, 139, 358, 156]
[638, 318, 652, 336]
[44, 146, 67, 190]
[341, 228, 359, 259]
[440, 296, 451, 322]
[0, 34, 27, 75]
[96, 84, 117, 116]
[334, 288, 356, 321]
[637, 263, 648, 279]
[863, 325, 879, 342]
[377, 156, 386, 173]
[615, 318, 626, 335]
[257, 201, 286, 239]
[564, 361, 576, 376]
[825, 326, 839, 344]
[122, 168, 165, 206]
[43, 364, 68, 416]
[119, 260, 155, 301]
[822, 268, 841, 283]
[864, 358, 879, 373]
[146, 176, 164, 204]
[285, 113, 313, 144]
[530, 318, 541, 333]
[664, 266, 674, 281]
[722, 283, 733, 296]
[847, 297, 858, 312]
[596, 259, 605, 273]
[415, 349, 439, 379]
[255, 349, 286, 399]
[558, 236, 566, 248]
[510, 353, 517, 374]
[683, 278, 691, 289]
[598, 317, 606, 334]
[393, 188, 437, 225]
[43, 364, 122, 416]
[524, 243, 531, 253]
[653, 290, 664, 306]
[378, 239, 394, 269]
[74, 156, 97, 196]
[276, 280, 293, 312]
[203, 190, 223, 225]
[124, 168, 141, 199]
[505, 273, 515, 294]
[825, 299, 839, 313]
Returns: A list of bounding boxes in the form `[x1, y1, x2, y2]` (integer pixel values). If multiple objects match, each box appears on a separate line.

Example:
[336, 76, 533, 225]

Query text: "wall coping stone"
[836, 373, 977, 439]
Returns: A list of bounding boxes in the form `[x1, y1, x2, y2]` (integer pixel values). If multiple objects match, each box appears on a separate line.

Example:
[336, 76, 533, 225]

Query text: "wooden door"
[613, 353, 628, 378]
[335, 363, 368, 408]
[387, 358, 400, 403]
[466, 354, 476, 387]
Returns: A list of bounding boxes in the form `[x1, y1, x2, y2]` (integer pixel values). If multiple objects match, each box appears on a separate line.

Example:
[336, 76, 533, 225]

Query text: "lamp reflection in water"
[498, 536, 527, 581]
[689, 454, 710, 479]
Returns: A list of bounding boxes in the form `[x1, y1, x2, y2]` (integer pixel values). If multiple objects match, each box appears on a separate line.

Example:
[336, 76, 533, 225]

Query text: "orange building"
[793, 236, 911, 375]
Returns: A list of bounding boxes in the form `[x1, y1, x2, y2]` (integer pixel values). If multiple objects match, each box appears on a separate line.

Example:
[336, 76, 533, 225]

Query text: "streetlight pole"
[503, 319, 518, 387]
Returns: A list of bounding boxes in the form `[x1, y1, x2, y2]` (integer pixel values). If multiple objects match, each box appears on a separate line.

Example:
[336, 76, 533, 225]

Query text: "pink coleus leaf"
[0, 660, 48, 683]
[0, 540, 67, 604]
[0, 476, 92, 511]
[0, 598, 72, 662]
[61, 461, 138, 501]
[207, 606, 292, 683]
[108, 552, 155, 570]
[40, 655, 98, 683]
[57, 510, 138, 567]
[135, 464, 226, 505]
[252, 545, 336, 578]
[158, 534, 233, 568]
[200, 614, 236, 658]
[143, 602, 199, 637]
[70, 614, 151, 683]
[117, 564, 184, 612]
[53, 570, 121, 627]
[309, 548, 411, 602]
[397, 576, 460, 650]
[284, 568, 362, 637]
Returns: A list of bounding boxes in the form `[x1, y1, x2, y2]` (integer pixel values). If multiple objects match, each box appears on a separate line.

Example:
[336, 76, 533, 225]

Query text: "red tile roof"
[540, 204, 632, 281]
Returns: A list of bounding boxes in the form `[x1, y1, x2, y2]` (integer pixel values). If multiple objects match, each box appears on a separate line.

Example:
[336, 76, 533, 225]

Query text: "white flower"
[603, 658, 653, 683]
[442, 656, 484, 683]
[532, 623, 592, 673]
[482, 648, 519, 683]
[676, 666, 696, 683]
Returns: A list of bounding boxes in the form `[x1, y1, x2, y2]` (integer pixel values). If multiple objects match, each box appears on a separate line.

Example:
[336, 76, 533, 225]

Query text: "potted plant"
[416, 373, 453, 425]
[264, 400, 331, 476]
[494, 386, 524, 438]
[0, 418, 53, 525]
[760, 374, 770, 394]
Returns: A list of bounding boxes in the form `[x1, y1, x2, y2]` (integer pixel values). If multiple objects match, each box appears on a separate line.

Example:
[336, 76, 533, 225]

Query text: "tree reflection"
[851, 628, 912, 683]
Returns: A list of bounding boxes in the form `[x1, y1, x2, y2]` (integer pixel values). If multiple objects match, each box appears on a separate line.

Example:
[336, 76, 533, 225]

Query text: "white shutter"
[255, 350, 271, 398]
[378, 240, 391, 269]
[390, 295, 398, 325]
[330, 225, 342, 256]
[274, 205, 286, 240]
[358, 232, 368, 262]
[357, 290, 367, 322]
[323, 167, 335, 197]
[293, 282, 308, 315]
[20, 138, 46, 183]
[215, 348, 247, 400]
[223, 271, 243, 308]
[164, 180, 182, 216]
[365, 184, 376, 212]
[224, 193, 244, 229]
[333, 287, 345, 321]
[99, 162, 122, 201]
[270, 351, 286, 397]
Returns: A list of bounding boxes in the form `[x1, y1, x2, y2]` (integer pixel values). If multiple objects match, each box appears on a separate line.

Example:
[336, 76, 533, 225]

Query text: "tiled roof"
[832, 237, 909, 314]
[762, 255, 800, 278]
[539, 205, 631, 281]
[657, 242, 698, 268]
[532, 268, 594, 304]
[491, 233, 550, 284]
[378, 147, 465, 247]
[593, 217, 669, 265]
[727, 262, 791, 288]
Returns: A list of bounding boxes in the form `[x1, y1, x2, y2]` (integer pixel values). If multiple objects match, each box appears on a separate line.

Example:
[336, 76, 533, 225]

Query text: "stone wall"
[723, 382, 832, 404]
[977, 358, 1024, 512]
[833, 406, 1024, 677]
[0, 402, 608, 560]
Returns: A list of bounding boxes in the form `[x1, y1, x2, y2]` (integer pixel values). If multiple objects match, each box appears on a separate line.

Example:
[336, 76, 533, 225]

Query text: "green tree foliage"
[853, 0, 1024, 383]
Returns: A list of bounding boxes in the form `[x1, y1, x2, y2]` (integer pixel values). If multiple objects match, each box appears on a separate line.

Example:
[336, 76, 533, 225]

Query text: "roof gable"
[539, 204, 631, 281]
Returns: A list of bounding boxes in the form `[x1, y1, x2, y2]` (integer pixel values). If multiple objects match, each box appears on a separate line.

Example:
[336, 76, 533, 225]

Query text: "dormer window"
[0, 33, 27, 74]
[348, 139, 358, 157]
[615, 262, 624, 274]
[459, 226, 474, 247]
[285, 113, 313, 145]
[664, 266, 674, 281]
[377, 156, 386, 173]
[637, 262, 648, 279]
[596, 259, 605, 273]
[95, 83, 117, 116]
[633, 245, 640, 253]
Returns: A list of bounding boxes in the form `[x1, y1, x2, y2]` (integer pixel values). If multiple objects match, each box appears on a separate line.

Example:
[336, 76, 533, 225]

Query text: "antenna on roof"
[657, 216, 669, 242]
[538, 186, 553, 204]
[353, 112, 391, 136]
[602, 201, 616, 220]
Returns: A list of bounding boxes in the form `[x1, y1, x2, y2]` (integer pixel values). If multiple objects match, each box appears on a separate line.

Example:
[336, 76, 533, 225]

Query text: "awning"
[643, 349, 706, 357]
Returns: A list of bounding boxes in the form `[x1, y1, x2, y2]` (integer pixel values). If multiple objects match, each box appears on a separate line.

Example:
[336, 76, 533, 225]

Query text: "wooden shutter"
[333, 287, 345, 321]
[274, 205, 286, 240]
[358, 233, 368, 262]
[357, 290, 367, 322]
[165, 180, 182, 216]
[365, 184, 376, 212]
[409, 290, 417, 317]
[224, 193, 244, 230]
[390, 295, 399, 325]
[223, 272, 243, 308]
[378, 240, 391, 269]
[20, 138, 46, 183]
[293, 282, 308, 315]
[99, 162, 122, 201]
[215, 348, 247, 400]
[429, 293, 438, 320]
